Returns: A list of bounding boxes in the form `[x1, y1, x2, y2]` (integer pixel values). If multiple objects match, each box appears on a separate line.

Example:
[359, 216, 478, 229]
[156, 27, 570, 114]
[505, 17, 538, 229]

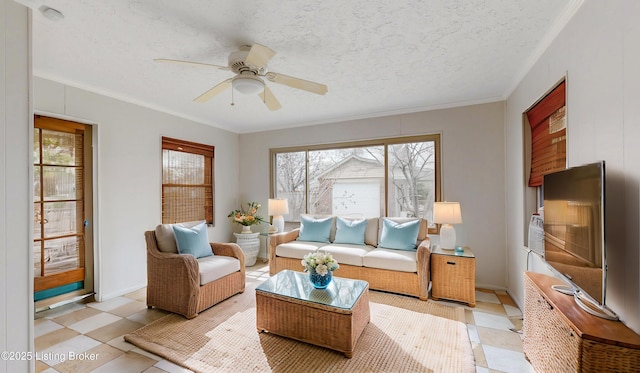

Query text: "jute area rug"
[125, 282, 475, 373]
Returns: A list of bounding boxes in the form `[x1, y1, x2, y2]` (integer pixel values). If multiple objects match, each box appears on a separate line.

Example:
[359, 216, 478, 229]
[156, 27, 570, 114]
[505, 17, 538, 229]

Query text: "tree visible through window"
[162, 137, 214, 224]
[271, 135, 440, 232]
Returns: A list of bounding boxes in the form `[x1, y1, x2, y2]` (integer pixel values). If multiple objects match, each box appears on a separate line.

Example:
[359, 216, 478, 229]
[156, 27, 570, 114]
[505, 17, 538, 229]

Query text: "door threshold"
[35, 292, 94, 313]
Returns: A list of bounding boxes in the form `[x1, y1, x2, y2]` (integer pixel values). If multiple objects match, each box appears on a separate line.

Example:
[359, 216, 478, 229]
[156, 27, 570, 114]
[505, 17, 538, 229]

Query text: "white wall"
[34, 77, 241, 300]
[1, 2, 241, 364]
[239, 102, 507, 289]
[1, 1, 32, 372]
[506, 0, 640, 333]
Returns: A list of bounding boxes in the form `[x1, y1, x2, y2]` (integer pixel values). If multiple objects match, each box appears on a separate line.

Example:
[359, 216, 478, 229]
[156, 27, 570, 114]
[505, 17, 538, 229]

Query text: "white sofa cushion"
[276, 241, 325, 259]
[363, 247, 417, 273]
[319, 243, 375, 267]
[197, 255, 240, 286]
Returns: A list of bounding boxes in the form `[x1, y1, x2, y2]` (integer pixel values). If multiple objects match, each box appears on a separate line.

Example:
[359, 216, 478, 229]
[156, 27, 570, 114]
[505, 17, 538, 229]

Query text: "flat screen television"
[542, 161, 617, 320]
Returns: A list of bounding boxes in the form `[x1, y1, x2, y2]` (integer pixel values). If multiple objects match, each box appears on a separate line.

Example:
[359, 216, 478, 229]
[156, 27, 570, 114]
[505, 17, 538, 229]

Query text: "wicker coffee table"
[255, 270, 370, 358]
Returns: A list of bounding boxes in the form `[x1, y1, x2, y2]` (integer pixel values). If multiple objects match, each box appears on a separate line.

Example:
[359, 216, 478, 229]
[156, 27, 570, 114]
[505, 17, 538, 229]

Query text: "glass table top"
[256, 270, 369, 310]
[432, 245, 474, 258]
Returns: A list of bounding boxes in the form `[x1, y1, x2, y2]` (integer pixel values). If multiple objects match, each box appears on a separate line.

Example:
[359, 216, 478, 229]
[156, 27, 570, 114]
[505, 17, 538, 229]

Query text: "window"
[527, 80, 566, 187]
[271, 135, 441, 233]
[162, 137, 214, 224]
[522, 79, 566, 245]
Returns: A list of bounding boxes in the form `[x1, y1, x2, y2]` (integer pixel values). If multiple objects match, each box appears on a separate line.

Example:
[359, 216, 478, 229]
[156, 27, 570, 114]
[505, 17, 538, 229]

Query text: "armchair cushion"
[197, 255, 241, 285]
[172, 222, 213, 258]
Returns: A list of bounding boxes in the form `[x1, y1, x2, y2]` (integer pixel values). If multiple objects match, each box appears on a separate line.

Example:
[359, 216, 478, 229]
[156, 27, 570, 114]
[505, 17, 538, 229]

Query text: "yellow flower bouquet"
[228, 201, 266, 226]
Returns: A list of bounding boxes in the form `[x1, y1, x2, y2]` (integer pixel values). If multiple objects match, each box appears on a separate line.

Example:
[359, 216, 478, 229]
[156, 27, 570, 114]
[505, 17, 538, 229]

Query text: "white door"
[332, 181, 380, 217]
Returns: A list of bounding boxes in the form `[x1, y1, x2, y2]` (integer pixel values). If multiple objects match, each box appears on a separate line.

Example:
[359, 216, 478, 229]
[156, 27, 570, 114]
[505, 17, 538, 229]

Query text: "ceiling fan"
[155, 43, 328, 111]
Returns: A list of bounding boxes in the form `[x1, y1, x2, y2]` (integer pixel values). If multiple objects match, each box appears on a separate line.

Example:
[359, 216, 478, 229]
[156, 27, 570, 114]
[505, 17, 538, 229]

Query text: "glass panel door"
[33, 116, 92, 300]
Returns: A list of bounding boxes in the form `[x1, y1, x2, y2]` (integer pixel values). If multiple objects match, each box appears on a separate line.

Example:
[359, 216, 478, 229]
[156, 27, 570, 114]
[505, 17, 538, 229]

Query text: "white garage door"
[332, 181, 380, 217]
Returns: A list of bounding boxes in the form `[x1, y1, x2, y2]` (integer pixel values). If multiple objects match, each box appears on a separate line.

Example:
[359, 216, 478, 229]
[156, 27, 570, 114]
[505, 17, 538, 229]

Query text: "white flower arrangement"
[301, 252, 340, 276]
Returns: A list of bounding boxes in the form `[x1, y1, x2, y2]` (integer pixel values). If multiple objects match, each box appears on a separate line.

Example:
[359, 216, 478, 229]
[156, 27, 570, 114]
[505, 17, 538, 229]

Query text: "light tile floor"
[432, 290, 536, 373]
[34, 264, 533, 372]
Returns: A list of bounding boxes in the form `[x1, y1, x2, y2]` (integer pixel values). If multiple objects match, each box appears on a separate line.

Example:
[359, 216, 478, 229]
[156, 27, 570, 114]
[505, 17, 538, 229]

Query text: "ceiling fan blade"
[193, 79, 232, 103]
[259, 85, 282, 111]
[154, 58, 229, 71]
[245, 44, 276, 69]
[265, 72, 328, 95]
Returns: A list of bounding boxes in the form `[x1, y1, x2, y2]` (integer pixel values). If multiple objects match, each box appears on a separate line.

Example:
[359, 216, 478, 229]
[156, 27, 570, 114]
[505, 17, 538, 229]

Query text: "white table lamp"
[268, 198, 289, 233]
[434, 202, 462, 250]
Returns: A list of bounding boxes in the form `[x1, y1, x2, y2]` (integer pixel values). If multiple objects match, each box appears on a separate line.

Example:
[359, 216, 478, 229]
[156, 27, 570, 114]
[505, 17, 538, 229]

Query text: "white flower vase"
[240, 225, 252, 234]
[234, 232, 260, 266]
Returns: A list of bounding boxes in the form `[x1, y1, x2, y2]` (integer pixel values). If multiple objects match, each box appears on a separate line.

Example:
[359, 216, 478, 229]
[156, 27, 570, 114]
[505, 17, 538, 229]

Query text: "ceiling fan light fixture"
[232, 75, 264, 95]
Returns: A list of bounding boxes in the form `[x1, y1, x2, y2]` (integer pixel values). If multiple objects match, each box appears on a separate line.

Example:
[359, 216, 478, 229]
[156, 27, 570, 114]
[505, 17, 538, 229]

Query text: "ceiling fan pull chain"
[231, 85, 235, 106]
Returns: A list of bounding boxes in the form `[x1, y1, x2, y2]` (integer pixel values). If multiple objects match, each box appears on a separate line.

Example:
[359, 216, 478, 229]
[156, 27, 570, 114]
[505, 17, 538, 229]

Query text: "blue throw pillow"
[379, 218, 420, 251]
[172, 222, 213, 258]
[333, 217, 367, 245]
[298, 215, 333, 243]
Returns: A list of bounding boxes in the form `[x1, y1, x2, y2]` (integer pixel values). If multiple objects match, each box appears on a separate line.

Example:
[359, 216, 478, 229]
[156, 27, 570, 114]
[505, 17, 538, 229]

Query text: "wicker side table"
[430, 246, 476, 307]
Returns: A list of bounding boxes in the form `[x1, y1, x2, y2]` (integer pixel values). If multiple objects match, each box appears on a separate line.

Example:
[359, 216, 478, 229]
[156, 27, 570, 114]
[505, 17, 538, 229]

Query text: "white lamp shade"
[268, 198, 289, 216]
[433, 202, 462, 224]
[268, 199, 289, 233]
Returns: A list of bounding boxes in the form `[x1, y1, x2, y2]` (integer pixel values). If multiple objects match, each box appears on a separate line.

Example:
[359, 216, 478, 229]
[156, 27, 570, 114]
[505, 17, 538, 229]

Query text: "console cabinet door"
[523, 275, 581, 372]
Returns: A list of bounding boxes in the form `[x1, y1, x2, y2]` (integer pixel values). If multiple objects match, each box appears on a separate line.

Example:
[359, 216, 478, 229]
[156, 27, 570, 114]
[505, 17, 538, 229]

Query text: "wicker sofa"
[268, 216, 431, 300]
[145, 223, 245, 319]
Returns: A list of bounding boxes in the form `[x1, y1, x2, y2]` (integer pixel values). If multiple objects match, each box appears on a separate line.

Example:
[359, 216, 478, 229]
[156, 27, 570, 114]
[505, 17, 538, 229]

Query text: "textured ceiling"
[23, 0, 579, 133]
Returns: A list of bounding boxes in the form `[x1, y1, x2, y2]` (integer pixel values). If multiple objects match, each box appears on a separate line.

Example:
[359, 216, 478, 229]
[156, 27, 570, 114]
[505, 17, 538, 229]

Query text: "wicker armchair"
[145, 230, 245, 319]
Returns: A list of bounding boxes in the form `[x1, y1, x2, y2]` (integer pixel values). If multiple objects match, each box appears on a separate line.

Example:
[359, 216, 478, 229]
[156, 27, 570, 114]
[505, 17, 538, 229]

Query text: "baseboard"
[96, 283, 146, 302]
[475, 283, 508, 292]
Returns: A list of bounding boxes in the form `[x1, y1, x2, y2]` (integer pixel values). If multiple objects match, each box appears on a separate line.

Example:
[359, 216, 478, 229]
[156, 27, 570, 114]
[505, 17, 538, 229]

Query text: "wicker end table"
[431, 246, 476, 307]
[255, 270, 370, 358]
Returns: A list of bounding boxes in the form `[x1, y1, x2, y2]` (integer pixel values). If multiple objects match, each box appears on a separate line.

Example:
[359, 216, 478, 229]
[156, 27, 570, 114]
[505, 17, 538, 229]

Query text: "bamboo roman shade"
[527, 81, 566, 187]
[162, 137, 214, 224]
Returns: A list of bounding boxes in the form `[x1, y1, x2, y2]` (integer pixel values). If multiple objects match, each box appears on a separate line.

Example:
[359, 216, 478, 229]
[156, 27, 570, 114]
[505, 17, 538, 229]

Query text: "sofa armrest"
[416, 237, 431, 300]
[268, 228, 300, 263]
